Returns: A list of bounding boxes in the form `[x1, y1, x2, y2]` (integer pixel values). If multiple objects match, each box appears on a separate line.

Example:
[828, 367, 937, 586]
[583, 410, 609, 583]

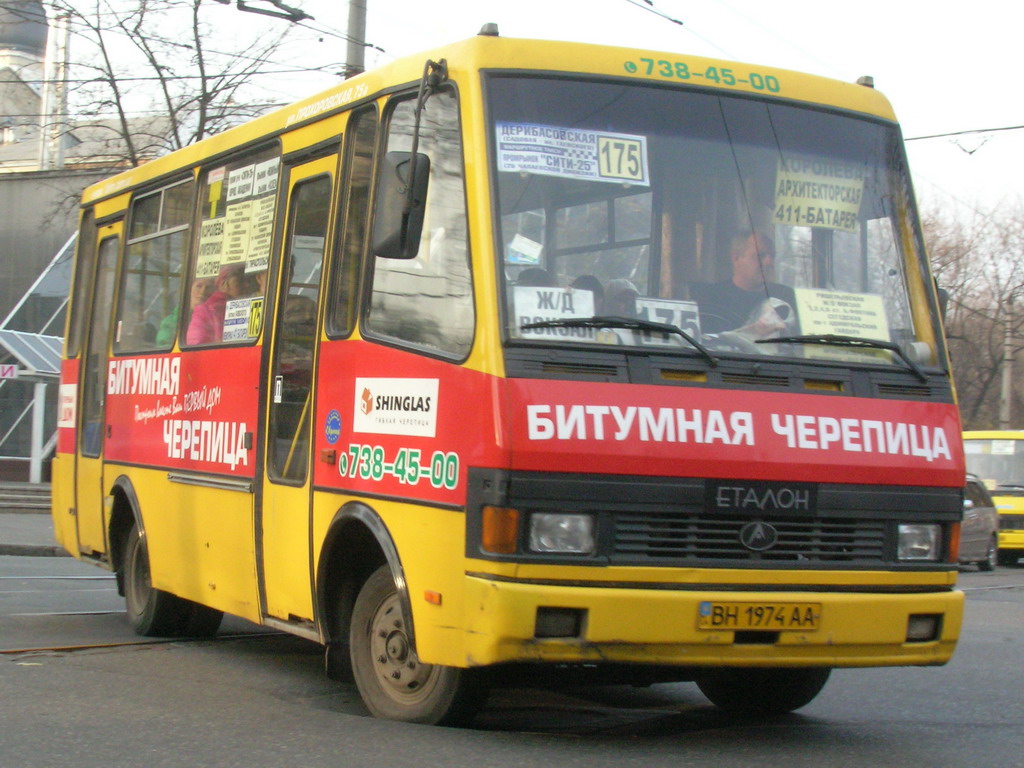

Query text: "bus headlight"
[529, 513, 595, 554]
[897, 524, 941, 561]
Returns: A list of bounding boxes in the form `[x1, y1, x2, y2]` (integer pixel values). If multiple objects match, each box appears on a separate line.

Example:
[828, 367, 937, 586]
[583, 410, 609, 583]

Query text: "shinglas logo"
[706, 480, 817, 515]
[353, 378, 439, 438]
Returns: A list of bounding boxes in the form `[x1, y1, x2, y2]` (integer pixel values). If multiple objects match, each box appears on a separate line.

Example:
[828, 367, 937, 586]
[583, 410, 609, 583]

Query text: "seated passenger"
[515, 267, 556, 287]
[697, 230, 796, 338]
[186, 263, 247, 345]
[604, 278, 639, 318]
[157, 277, 213, 346]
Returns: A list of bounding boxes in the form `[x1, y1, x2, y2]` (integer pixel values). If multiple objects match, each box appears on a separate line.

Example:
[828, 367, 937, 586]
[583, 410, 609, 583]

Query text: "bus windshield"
[489, 75, 939, 370]
[964, 438, 1024, 491]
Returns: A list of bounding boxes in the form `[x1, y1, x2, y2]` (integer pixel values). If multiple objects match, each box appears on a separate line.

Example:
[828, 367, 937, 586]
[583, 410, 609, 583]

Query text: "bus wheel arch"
[317, 502, 406, 680]
[108, 476, 222, 638]
[316, 503, 487, 724]
[108, 476, 144, 596]
[349, 563, 488, 725]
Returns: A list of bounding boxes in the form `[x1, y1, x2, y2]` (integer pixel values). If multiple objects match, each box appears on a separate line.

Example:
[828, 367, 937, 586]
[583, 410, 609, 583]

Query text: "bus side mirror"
[372, 150, 430, 259]
[935, 280, 949, 322]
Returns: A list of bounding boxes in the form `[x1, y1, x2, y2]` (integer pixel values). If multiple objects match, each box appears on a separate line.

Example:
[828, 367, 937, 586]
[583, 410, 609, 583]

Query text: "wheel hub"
[369, 593, 437, 698]
[385, 631, 409, 663]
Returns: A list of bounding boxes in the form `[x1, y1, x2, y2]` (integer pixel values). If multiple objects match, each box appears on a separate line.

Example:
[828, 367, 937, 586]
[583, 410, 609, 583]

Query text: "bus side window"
[329, 106, 377, 336]
[268, 175, 331, 481]
[66, 209, 98, 358]
[185, 145, 281, 347]
[116, 180, 193, 352]
[81, 236, 120, 457]
[365, 90, 474, 358]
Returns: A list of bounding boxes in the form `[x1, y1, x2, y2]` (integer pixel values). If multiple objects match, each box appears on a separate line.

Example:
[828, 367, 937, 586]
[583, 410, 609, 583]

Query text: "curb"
[0, 544, 70, 557]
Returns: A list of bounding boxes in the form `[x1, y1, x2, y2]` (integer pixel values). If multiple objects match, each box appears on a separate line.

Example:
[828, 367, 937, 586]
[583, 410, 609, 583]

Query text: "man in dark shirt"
[698, 230, 796, 337]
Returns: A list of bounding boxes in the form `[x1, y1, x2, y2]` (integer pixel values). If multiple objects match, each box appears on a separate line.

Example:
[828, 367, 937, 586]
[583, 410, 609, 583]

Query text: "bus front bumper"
[998, 529, 1024, 551]
[458, 575, 963, 669]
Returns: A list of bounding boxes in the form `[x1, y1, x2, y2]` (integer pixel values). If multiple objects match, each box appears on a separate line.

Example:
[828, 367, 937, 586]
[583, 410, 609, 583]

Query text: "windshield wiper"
[755, 334, 928, 383]
[520, 315, 718, 368]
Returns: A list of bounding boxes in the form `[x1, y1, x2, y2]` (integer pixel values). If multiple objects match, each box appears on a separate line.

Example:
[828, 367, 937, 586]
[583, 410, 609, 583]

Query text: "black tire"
[978, 537, 998, 572]
[696, 667, 831, 717]
[179, 600, 224, 638]
[349, 565, 488, 725]
[122, 521, 222, 637]
[997, 550, 1019, 568]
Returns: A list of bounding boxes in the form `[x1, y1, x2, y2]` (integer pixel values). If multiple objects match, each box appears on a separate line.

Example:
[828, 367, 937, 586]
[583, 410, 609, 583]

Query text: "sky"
[203, 0, 1024, 221]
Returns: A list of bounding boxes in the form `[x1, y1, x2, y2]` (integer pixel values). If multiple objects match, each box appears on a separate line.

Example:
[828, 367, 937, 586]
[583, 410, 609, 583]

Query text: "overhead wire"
[619, 0, 737, 58]
[34, 0, 371, 79]
[906, 125, 1024, 142]
[621, 0, 683, 26]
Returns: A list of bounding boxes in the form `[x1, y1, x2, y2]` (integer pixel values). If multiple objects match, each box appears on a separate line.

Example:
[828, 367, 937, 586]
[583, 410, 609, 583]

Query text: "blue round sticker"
[324, 409, 342, 444]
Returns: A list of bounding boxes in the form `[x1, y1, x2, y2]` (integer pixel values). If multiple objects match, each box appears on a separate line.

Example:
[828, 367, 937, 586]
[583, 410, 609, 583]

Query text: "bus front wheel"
[997, 550, 1020, 567]
[696, 667, 831, 717]
[978, 536, 998, 571]
[349, 565, 487, 725]
[122, 520, 222, 637]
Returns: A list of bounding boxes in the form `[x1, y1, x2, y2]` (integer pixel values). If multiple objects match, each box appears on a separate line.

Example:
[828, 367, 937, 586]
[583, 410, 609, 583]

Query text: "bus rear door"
[75, 224, 122, 558]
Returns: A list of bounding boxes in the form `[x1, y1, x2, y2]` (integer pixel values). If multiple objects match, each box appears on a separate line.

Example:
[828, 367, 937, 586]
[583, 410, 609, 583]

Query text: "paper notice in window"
[514, 286, 596, 338]
[773, 158, 864, 233]
[223, 200, 253, 264]
[497, 123, 649, 186]
[246, 195, 277, 273]
[794, 288, 890, 361]
[196, 218, 225, 278]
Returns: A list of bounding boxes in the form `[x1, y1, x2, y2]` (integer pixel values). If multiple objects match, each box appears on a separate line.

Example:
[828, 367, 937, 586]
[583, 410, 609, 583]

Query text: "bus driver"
[698, 230, 796, 339]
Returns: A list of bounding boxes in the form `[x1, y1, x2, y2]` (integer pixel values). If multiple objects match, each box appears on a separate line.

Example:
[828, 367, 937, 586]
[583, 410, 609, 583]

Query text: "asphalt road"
[2, 556, 1023, 768]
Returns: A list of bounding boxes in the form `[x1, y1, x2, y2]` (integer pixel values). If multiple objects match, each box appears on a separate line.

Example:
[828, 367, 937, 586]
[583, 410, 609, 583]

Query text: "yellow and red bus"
[53, 30, 965, 725]
[963, 430, 1024, 566]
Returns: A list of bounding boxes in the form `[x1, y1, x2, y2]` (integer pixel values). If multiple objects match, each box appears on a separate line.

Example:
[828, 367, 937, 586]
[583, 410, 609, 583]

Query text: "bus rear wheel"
[349, 565, 487, 726]
[122, 520, 222, 637]
[696, 667, 831, 717]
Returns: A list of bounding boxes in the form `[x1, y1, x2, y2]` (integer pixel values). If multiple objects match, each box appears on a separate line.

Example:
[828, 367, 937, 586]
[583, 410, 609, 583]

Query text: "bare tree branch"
[48, 0, 306, 165]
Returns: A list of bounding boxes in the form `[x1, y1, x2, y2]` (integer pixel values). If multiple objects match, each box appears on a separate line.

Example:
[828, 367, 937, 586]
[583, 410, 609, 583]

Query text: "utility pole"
[1000, 296, 1014, 429]
[345, 0, 366, 79]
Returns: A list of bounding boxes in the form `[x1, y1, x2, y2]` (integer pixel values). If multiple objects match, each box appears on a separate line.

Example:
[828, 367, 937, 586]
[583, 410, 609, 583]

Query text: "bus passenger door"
[259, 157, 334, 624]
[75, 226, 121, 557]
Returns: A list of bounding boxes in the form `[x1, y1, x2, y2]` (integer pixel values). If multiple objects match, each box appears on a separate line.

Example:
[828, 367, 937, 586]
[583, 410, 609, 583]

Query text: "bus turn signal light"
[947, 522, 961, 564]
[482, 506, 519, 554]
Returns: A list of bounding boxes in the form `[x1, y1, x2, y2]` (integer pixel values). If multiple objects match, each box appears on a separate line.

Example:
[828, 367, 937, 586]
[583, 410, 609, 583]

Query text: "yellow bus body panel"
[49, 454, 77, 554]
[127, 467, 261, 622]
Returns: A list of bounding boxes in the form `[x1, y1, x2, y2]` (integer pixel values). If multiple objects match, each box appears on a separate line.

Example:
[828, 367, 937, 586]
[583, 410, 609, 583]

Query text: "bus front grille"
[999, 514, 1024, 530]
[613, 513, 887, 564]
